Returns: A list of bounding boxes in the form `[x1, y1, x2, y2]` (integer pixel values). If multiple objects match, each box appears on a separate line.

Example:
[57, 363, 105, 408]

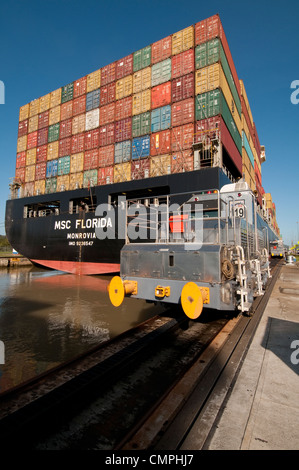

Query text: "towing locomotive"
[108, 181, 275, 319]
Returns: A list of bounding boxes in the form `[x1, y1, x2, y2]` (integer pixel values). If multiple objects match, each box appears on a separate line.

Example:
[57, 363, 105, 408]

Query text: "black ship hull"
[5, 168, 230, 275]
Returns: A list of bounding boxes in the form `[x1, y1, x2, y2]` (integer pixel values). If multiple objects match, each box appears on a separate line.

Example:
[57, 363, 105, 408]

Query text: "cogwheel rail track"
[0, 260, 282, 450]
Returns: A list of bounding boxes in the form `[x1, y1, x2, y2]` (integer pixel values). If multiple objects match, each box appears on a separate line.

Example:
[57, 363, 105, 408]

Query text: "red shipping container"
[27, 131, 38, 149]
[241, 96, 255, 144]
[59, 137, 72, 157]
[84, 149, 99, 170]
[36, 145, 47, 163]
[100, 102, 115, 126]
[18, 120, 28, 137]
[151, 36, 172, 64]
[38, 110, 49, 129]
[99, 123, 115, 147]
[150, 130, 171, 156]
[172, 49, 194, 79]
[172, 73, 194, 103]
[115, 96, 132, 121]
[98, 144, 114, 167]
[101, 62, 116, 86]
[171, 150, 194, 173]
[37, 128, 48, 147]
[98, 166, 113, 185]
[116, 54, 133, 80]
[71, 133, 85, 154]
[73, 76, 87, 98]
[59, 119, 72, 139]
[131, 158, 150, 180]
[195, 116, 242, 176]
[100, 82, 116, 106]
[73, 95, 86, 117]
[15, 167, 25, 182]
[84, 128, 100, 150]
[195, 14, 241, 97]
[35, 162, 47, 180]
[172, 98, 194, 127]
[16, 152, 26, 168]
[172, 123, 194, 152]
[61, 101, 73, 121]
[151, 82, 171, 109]
[115, 117, 131, 142]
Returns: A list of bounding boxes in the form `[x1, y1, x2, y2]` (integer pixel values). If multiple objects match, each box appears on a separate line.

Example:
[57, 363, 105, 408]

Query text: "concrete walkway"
[207, 262, 299, 450]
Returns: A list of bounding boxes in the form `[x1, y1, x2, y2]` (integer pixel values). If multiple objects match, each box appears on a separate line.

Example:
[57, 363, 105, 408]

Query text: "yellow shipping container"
[242, 164, 255, 192]
[239, 80, 253, 127]
[172, 25, 194, 56]
[57, 175, 70, 192]
[195, 63, 242, 136]
[116, 75, 133, 100]
[17, 135, 27, 153]
[29, 98, 40, 117]
[25, 165, 36, 183]
[47, 141, 59, 160]
[86, 69, 101, 93]
[114, 162, 131, 182]
[150, 154, 171, 177]
[133, 67, 151, 94]
[35, 180, 45, 195]
[132, 89, 151, 115]
[39, 93, 51, 113]
[19, 104, 30, 122]
[28, 114, 39, 133]
[72, 114, 86, 134]
[26, 148, 37, 166]
[70, 153, 84, 173]
[69, 172, 83, 190]
[241, 113, 251, 145]
[50, 88, 62, 108]
[242, 148, 254, 178]
[49, 105, 61, 126]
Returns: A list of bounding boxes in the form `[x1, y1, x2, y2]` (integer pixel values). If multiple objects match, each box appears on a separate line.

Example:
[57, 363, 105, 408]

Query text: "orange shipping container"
[101, 62, 116, 86]
[98, 145, 114, 167]
[172, 49, 194, 79]
[151, 82, 171, 109]
[152, 36, 172, 64]
[73, 95, 86, 116]
[73, 76, 87, 98]
[115, 96, 132, 121]
[61, 101, 73, 121]
[172, 123, 194, 152]
[98, 166, 113, 185]
[100, 102, 115, 126]
[172, 98, 194, 127]
[171, 150, 194, 173]
[27, 131, 38, 149]
[150, 130, 171, 156]
[116, 54, 133, 80]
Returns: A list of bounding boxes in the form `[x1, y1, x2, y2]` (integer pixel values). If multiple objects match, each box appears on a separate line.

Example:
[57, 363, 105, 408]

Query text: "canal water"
[0, 266, 161, 395]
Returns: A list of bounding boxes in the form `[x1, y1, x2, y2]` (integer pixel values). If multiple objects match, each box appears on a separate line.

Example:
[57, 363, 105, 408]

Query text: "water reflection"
[0, 266, 162, 394]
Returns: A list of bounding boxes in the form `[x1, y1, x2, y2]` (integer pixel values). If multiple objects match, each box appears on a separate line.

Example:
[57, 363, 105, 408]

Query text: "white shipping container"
[151, 59, 171, 87]
[85, 109, 100, 131]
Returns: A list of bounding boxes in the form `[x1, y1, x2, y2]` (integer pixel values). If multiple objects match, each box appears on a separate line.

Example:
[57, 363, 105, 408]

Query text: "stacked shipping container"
[15, 14, 268, 210]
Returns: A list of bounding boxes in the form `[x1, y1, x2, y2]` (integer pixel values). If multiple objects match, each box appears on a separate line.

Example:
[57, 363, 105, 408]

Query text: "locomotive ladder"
[234, 246, 251, 312]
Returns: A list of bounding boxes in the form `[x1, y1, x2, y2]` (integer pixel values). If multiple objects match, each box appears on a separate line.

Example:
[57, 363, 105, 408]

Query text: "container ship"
[5, 14, 280, 275]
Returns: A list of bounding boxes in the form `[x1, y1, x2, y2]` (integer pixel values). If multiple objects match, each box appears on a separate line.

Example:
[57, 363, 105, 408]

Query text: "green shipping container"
[195, 89, 242, 154]
[61, 83, 74, 104]
[133, 45, 151, 72]
[58, 155, 71, 175]
[45, 177, 57, 194]
[83, 169, 98, 187]
[132, 111, 151, 137]
[195, 38, 241, 117]
[48, 123, 60, 143]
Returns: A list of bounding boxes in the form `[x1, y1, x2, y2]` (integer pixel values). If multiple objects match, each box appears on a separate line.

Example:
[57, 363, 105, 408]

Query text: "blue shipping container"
[132, 135, 150, 160]
[86, 89, 100, 111]
[46, 159, 58, 178]
[242, 131, 255, 168]
[151, 105, 171, 133]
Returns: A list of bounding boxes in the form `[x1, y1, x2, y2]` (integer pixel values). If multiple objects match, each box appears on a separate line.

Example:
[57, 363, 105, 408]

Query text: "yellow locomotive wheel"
[108, 276, 125, 307]
[181, 282, 204, 319]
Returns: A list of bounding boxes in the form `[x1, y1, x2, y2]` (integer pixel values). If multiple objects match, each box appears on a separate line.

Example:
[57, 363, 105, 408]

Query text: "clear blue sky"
[0, 0, 298, 245]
